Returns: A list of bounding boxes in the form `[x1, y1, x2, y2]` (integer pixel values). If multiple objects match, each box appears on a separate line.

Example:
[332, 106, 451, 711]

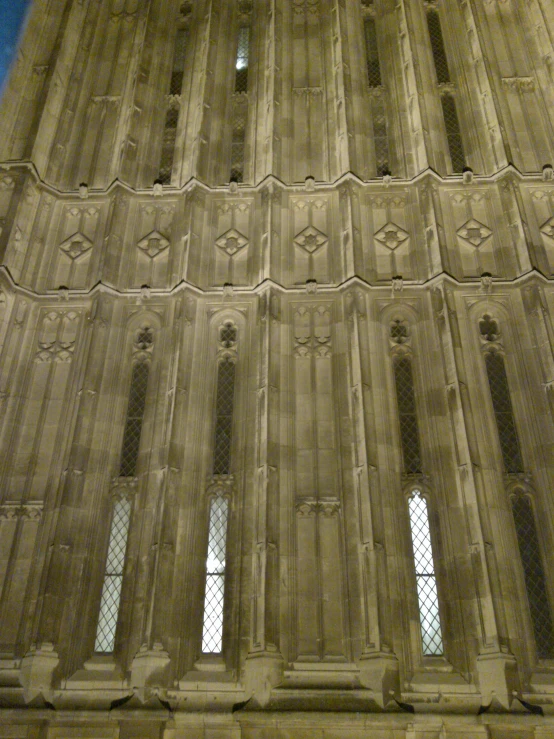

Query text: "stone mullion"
[418, 179, 444, 276]
[258, 0, 282, 179]
[109, 0, 153, 184]
[394, 0, 428, 175]
[329, 0, 351, 177]
[186, 0, 216, 181]
[129, 303, 185, 688]
[433, 284, 517, 702]
[244, 290, 283, 699]
[31, 310, 92, 644]
[338, 184, 355, 279]
[345, 292, 397, 702]
[29, 0, 94, 177]
[498, 177, 533, 275]
[455, 0, 508, 173]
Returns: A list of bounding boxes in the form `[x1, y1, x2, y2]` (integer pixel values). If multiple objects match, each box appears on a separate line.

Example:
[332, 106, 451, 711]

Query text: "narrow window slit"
[408, 491, 444, 656]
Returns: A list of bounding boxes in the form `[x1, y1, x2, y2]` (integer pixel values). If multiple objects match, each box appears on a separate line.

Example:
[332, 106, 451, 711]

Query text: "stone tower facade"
[1, 0, 554, 736]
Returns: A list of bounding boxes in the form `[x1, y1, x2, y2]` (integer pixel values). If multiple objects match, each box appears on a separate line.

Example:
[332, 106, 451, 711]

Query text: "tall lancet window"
[408, 491, 444, 656]
[425, 7, 465, 173]
[363, 12, 389, 176]
[479, 315, 523, 474]
[94, 326, 154, 653]
[478, 315, 554, 658]
[158, 25, 189, 184]
[510, 493, 554, 658]
[390, 319, 422, 474]
[230, 22, 251, 182]
[201, 321, 238, 653]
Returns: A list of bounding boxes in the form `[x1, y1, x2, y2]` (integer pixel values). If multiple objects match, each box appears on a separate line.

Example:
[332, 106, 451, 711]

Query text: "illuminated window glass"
[94, 497, 131, 653]
[201, 497, 229, 653]
[235, 26, 250, 93]
[408, 491, 444, 656]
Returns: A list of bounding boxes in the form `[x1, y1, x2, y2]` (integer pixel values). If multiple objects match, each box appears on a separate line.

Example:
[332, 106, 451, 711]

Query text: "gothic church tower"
[0, 0, 554, 736]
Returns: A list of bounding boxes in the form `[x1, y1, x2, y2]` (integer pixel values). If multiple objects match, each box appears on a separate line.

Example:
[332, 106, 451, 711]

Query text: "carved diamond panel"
[540, 216, 554, 239]
[457, 218, 492, 248]
[215, 228, 249, 257]
[294, 225, 328, 254]
[59, 232, 93, 260]
[137, 230, 170, 259]
[374, 221, 409, 250]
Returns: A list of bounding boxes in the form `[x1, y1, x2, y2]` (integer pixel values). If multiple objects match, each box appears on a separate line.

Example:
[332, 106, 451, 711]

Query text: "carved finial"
[153, 180, 163, 197]
[542, 164, 553, 182]
[383, 172, 392, 187]
[229, 179, 239, 194]
[305, 176, 315, 192]
[223, 282, 234, 297]
[141, 284, 151, 301]
[79, 182, 88, 200]
[462, 167, 474, 184]
[58, 285, 69, 302]
[306, 278, 318, 294]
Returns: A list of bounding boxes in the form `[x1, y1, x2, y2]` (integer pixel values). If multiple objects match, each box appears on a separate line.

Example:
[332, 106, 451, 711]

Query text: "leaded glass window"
[484, 352, 523, 473]
[364, 18, 382, 88]
[441, 94, 465, 173]
[94, 497, 131, 653]
[426, 10, 450, 84]
[408, 491, 444, 656]
[201, 496, 229, 653]
[119, 361, 149, 477]
[235, 26, 250, 93]
[213, 359, 236, 475]
[511, 495, 554, 658]
[393, 356, 422, 474]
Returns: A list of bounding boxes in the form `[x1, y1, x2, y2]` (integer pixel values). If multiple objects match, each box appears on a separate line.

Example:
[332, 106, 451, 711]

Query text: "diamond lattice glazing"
[94, 497, 131, 653]
[202, 497, 229, 653]
[364, 18, 382, 88]
[511, 496, 554, 658]
[372, 97, 389, 176]
[393, 356, 422, 474]
[235, 26, 250, 93]
[213, 359, 236, 475]
[409, 492, 444, 656]
[120, 362, 149, 477]
[484, 353, 523, 473]
[427, 10, 450, 84]
[441, 94, 465, 174]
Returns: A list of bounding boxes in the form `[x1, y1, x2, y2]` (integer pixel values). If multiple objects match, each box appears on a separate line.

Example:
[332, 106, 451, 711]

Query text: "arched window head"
[220, 321, 237, 349]
[408, 490, 444, 656]
[479, 314, 499, 343]
[390, 318, 410, 345]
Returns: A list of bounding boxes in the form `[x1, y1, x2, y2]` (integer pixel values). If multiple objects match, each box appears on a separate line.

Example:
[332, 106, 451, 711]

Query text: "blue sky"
[0, 0, 32, 93]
